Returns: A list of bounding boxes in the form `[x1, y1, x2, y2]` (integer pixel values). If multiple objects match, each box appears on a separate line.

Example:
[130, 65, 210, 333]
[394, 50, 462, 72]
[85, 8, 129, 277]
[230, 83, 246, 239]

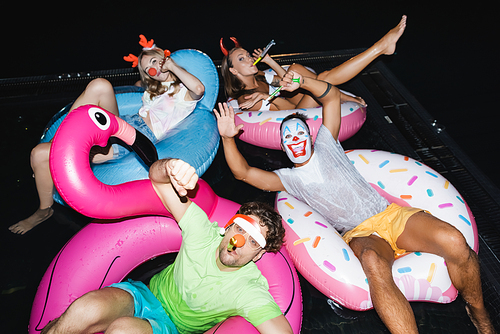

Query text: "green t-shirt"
[149, 203, 282, 333]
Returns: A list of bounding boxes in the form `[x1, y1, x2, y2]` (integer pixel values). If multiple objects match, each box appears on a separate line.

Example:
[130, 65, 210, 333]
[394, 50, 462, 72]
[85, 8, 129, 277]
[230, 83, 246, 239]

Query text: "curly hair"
[237, 201, 285, 253]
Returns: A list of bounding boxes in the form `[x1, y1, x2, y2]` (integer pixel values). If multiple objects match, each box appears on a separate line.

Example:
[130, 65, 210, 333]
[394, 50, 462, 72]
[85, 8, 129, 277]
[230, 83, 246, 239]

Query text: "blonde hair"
[137, 48, 181, 98]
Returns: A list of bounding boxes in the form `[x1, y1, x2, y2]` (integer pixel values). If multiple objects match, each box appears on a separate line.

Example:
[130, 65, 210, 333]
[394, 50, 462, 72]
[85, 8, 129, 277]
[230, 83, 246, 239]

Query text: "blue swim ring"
[40, 49, 219, 205]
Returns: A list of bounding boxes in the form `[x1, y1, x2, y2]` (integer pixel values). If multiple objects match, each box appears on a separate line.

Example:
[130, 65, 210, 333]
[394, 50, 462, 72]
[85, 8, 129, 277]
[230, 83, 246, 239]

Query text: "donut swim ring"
[29, 105, 302, 333]
[230, 100, 366, 150]
[40, 49, 220, 205]
[276, 149, 478, 311]
[227, 66, 366, 149]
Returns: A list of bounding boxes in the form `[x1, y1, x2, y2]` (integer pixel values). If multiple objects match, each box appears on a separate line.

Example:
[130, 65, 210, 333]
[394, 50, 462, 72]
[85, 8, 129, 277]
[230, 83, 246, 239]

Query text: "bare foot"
[376, 15, 407, 56]
[9, 207, 54, 235]
[341, 94, 366, 107]
[465, 304, 497, 334]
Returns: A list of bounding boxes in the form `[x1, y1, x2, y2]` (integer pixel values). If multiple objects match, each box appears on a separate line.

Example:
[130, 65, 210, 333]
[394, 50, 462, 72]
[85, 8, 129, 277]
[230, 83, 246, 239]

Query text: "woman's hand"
[252, 48, 272, 64]
[159, 56, 174, 72]
[214, 103, 244, 139]
[239, 92, 267, 110]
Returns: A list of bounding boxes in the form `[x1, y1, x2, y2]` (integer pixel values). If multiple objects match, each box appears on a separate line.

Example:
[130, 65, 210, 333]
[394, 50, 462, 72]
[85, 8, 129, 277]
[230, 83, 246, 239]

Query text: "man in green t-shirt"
[41, 159, 293, 334]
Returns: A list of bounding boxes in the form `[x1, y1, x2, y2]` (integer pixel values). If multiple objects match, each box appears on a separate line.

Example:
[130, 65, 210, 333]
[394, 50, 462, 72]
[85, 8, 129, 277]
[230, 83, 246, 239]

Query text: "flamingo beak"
[112, 116, 158, 168]
[129, 130, 158, 167]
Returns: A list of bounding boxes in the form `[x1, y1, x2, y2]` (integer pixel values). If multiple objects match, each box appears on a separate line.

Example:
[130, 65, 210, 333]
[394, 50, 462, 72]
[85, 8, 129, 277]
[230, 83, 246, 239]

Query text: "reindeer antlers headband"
[123, 34, 171, 68]
[220, 37, 241, 56]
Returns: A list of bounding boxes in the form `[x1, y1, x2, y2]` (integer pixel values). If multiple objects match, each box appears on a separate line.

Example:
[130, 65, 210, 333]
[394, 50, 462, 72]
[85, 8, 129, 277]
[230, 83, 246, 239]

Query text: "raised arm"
[149, 158, 198, 222]
[161, 57, 205, 101]
[253, 49, 286, 79]
[215, 102, 286, 192]
[281, 70, 342, 140]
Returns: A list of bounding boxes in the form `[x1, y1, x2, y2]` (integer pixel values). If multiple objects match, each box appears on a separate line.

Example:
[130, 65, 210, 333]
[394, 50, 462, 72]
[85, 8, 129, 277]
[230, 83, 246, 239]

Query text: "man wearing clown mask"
[40, 159, 292, 334]
[280, 117, 313, 165]
[215, 70, 495, 333]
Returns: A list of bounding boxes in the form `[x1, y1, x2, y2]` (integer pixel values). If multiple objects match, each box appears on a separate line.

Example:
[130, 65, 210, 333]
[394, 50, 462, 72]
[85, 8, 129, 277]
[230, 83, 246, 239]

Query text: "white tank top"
[274, 125, 389, 234]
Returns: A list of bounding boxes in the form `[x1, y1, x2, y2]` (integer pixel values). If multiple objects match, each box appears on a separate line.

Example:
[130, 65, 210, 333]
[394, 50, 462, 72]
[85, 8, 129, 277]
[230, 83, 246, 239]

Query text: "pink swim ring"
[228, 68, 366, 150]
[29, 105, 302, 333]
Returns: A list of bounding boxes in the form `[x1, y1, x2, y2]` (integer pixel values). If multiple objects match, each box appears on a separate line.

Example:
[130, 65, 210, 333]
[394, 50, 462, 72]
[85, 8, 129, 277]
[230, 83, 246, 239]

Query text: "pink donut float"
[228, 89, 366, 150]
[276, 149, 478, 311]
[29, 105, 302, 333]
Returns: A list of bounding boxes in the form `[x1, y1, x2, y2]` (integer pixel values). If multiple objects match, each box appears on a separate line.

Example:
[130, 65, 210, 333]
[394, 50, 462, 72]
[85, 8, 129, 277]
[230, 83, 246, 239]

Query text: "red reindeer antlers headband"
[124, 34, 171, 68]
[220, 37, 241, 56]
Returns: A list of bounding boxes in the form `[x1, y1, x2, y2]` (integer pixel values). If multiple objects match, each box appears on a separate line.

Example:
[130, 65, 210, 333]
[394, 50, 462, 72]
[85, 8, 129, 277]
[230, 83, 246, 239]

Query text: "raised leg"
[318, 15, 407, 86]
[73, 78, 119, 162]
[293, 16, 406, 109]
[69, 78, 119, 116]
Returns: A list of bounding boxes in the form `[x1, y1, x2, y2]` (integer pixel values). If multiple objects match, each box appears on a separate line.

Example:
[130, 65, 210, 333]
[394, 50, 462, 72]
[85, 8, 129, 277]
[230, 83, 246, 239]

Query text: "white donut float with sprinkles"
[229, 99, 366, 150]
[276, 149, 478, 311]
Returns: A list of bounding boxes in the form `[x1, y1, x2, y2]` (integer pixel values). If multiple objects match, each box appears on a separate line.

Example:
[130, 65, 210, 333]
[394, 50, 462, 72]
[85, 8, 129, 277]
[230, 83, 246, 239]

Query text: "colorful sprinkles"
[379, 160, 390, 168]
[323, 261, 336, 272]
[293, 237, 310, 246]
[426, 263, 436, 283]
[259, 117, 272, 126]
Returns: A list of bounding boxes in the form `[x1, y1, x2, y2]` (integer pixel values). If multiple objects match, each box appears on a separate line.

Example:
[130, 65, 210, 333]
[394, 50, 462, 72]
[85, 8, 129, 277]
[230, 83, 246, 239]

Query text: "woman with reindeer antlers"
[221, 15, 406, 111]
[9, 35, 204, 235]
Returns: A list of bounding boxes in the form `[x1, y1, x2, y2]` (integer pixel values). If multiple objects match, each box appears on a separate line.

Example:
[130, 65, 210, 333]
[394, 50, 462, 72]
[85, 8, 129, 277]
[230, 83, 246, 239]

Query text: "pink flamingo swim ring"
[276, 149, 478, 311]
[29, 105, 302, 333]
[227, 67, 366, 150]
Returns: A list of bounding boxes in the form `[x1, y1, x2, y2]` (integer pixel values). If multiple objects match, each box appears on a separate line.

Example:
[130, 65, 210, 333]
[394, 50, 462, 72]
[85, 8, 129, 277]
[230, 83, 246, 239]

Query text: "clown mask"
[281, 118, 312, 164]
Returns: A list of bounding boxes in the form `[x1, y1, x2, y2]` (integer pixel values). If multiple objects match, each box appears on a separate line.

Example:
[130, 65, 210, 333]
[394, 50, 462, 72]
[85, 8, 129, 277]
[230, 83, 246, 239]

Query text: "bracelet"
[317, 82, 333, 99]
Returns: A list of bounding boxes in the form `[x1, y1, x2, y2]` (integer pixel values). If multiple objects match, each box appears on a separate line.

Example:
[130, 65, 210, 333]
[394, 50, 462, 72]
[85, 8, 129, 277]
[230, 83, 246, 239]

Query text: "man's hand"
[165, 159, 198, 197]
[214, 102, 244, 138]
[280, 70, 302, 92]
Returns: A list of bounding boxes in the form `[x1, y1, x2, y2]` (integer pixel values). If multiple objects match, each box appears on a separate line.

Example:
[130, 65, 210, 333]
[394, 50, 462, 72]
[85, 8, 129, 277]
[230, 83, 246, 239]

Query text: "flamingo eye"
[88, 107, 111, 130]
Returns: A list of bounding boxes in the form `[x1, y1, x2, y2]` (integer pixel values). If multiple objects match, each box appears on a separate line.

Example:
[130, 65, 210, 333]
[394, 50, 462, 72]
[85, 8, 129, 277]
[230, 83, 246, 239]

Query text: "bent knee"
[30, 143, 51, 166]
[435, 224, 472, 259]
[66, 289, 128, 323]
[85, 78, 114, 96]
[64, 291, 109, 322]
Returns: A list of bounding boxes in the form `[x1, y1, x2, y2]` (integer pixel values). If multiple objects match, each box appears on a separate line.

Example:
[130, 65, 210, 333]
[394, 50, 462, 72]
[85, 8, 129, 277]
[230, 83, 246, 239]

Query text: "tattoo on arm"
[271, 77, 281, 87]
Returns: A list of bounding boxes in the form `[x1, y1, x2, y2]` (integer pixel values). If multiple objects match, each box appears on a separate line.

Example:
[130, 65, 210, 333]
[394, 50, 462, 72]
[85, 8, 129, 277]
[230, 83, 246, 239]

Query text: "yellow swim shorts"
[342, 203, 423, 257]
